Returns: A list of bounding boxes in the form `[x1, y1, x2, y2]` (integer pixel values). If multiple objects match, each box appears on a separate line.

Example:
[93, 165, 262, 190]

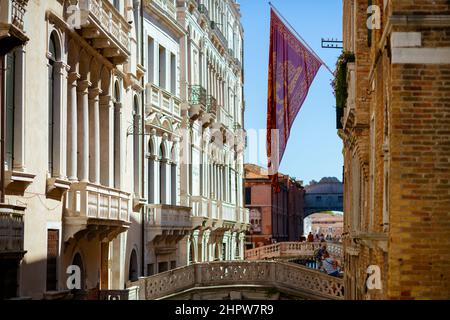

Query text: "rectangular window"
[170, 53, 176, 95]
[148, 37, 154, 83]
[245, 187, 251, 205]
[5, 52, 15, 170]
[159, 46, 166, 89]
[170, 261, 177, 270]
[46, 229, 59, 291]
[158, 262, 168, 273]
[147, 264, 154, 276]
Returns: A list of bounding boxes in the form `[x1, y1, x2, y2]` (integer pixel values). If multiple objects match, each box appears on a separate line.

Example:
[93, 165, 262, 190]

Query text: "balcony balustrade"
[245, 242, 343, 261]
[64, 182, 131, 242]
[236, 207, 249, 225]
[0, 0, 29, 54]
[206, 95, 217, 115]
[145, 204, 192, 243]
[148, 0, 176, 19]
[220, 202, 235, 222]
[0, 204, 25, 254]
[129, 261, 344, 300]
[145, 83, 181, 118]
[211, 25, 227, 50]
[145, 204, 192, 229]
[196, 2, 209, 19]
[187, 85, 207, 120]
[215, 107, 233, 130]
[67, 0, 131, 64]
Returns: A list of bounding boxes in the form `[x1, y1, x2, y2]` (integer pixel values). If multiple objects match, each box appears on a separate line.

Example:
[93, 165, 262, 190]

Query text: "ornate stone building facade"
[177, 0, 248, 264]
[0, 0, 249, 300]
[339, 0, 450, 299]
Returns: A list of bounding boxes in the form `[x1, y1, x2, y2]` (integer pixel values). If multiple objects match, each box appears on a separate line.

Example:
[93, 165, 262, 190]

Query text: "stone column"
[230, 232, 237, 260]
[77, 80, 91, 182]
[100, 95, 113, 187]
[114, 102, 123, 189]
[67, 72, 80, 181]
[239, 233, 246, 260]
[192, 230, 200, 263]
[89, 87, 101, 184]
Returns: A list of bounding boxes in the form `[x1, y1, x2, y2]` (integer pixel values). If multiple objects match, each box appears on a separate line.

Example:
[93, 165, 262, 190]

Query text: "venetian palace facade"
[0, 0, 248, 299]
[339, 0, 450, 299]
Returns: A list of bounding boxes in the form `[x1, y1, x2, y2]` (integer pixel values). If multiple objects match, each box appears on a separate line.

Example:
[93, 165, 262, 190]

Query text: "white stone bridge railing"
[128, 261, 344, 300]
[245, 242, 343, 261]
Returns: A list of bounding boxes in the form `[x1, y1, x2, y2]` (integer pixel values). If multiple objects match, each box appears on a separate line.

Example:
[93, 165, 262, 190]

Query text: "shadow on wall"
[10, 213, 144, 300]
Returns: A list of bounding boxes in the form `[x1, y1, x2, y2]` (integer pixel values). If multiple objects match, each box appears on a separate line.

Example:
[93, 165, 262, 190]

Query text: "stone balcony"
[63, 182, 131, 243]
[144, 204, 192, 243]
[147, 0, 176, 20]
[201, 95, 217, 127]
[0, 204, 25, 257]
[145, 83, 181, 118]
[214, 106, 233, 131]
[186, 85, 207, 121]
[211, 24, 227, 52]
[68, 0, 131, 65]
[190, 196, 246, 230]
[0, 0, 29, 54]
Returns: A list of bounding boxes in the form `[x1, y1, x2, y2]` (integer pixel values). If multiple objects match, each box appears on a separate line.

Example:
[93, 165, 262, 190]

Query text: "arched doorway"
[303, 211, 344, 242]
[129, 250, 138, 282]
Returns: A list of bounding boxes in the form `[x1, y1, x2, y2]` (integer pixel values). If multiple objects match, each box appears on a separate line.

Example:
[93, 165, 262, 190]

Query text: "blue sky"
[240, 0, 343, 185]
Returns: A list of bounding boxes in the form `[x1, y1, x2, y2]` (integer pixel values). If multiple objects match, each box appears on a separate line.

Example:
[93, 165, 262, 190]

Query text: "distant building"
[304, 177, 343, 218]
[244, 164, 305, 247]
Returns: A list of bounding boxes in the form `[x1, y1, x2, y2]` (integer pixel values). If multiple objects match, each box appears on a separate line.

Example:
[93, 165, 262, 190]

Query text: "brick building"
[244, 164, 305, 247]
[339, 0, 450, 299]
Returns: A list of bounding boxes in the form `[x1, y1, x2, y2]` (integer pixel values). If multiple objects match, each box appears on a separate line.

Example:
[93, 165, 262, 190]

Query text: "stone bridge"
[128, 260, 344, 300]
[245, 242, 343, 261]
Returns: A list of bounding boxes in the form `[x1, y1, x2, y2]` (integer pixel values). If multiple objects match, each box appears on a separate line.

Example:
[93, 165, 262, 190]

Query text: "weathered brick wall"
[392, 0, 450, 15]
[388, 62, 450, 299]
[342, 0, 450, 300]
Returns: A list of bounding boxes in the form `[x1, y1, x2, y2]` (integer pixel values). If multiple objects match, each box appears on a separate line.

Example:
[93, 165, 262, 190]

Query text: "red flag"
[267, 8, 322, 192]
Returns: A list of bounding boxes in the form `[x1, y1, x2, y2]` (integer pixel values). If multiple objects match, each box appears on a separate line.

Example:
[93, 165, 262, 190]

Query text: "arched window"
[148, 139, 155, 204]
[113, 81, 121, 189]
[133, 96, 140, 195]
[159, 144, 167, 204]
[170, 145, 176, 205]
[129, 250, 138, 282]
[48, 33, 57, 175]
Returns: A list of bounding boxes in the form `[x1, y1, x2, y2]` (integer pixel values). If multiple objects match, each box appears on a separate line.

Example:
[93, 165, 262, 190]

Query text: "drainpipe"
[1, 55, 5, 203]
[140, 0, 145, 278]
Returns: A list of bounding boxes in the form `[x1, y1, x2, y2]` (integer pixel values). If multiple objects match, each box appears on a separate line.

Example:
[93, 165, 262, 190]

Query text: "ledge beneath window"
[46, 178, 72, 201]
[133, 196, 147, 212]
[5, 171, 36, 195]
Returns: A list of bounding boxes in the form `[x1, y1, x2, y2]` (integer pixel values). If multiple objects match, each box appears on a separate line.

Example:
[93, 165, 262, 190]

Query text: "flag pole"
[268, 1, 335, 76]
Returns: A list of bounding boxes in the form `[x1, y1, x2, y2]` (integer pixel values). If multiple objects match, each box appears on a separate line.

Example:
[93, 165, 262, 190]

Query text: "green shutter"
[5, 52, 15, 170]
[48, 62, 54, 174]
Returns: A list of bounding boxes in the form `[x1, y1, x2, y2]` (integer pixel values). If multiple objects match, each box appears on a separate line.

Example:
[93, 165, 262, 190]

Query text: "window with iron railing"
[188, 85, 207, 106]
